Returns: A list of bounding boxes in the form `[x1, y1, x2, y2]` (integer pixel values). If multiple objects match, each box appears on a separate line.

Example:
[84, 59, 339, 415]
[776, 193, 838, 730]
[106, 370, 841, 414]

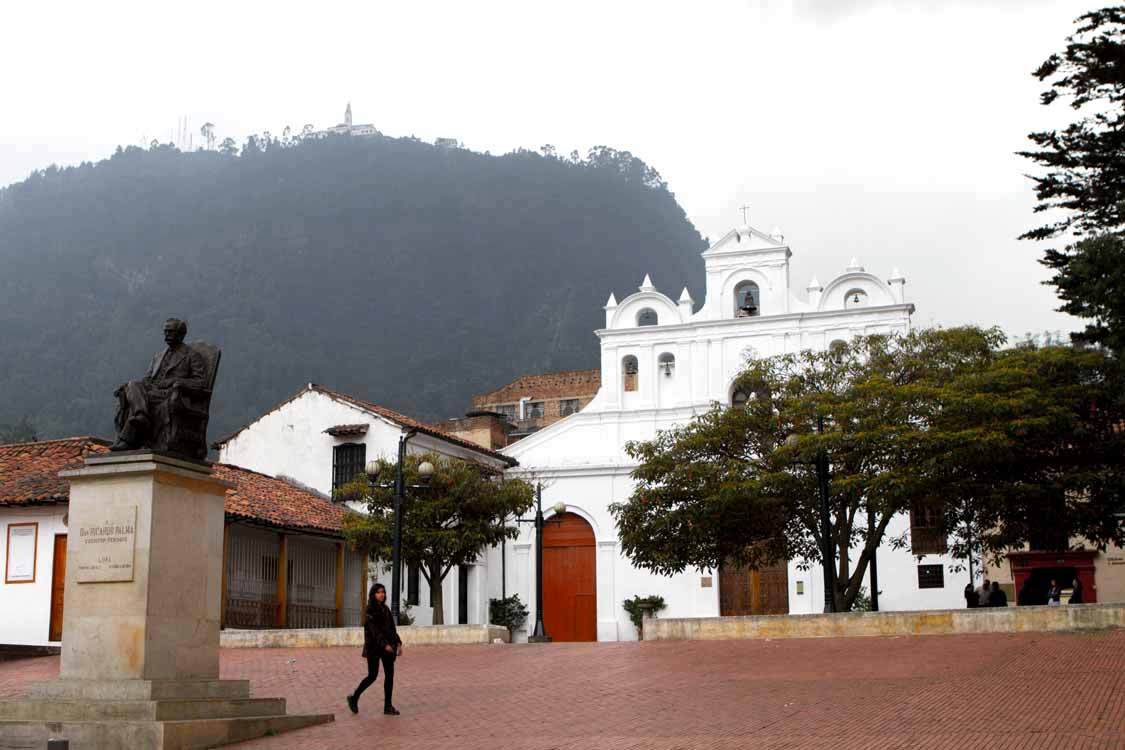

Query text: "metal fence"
[225, 524, 361, 629]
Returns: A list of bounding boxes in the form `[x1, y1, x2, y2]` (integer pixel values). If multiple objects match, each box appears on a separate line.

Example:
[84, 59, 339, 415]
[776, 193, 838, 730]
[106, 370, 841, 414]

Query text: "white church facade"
[500, 224, 965, 642]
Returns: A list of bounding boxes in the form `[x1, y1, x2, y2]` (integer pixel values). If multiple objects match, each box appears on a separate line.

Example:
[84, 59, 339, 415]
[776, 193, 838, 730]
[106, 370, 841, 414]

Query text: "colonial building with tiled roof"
[214, 383, 518, 629]
[0, 437, 367, 649]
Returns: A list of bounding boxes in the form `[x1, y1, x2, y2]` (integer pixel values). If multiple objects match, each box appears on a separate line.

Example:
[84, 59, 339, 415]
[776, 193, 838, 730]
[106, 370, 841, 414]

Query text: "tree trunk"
[429, 561, 445, 625]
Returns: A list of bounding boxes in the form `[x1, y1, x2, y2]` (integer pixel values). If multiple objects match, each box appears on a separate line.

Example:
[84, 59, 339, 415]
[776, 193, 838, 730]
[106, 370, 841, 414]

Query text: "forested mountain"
[0, 134, 706, 443]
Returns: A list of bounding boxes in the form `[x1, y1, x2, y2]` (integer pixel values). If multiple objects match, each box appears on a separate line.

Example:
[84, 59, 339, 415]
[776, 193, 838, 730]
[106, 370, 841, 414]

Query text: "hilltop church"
[496, 222, 966, 641]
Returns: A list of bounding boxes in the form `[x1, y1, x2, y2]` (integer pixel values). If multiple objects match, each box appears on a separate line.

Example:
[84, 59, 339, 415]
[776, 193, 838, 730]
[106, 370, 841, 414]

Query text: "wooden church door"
[542, 513, 597, 642]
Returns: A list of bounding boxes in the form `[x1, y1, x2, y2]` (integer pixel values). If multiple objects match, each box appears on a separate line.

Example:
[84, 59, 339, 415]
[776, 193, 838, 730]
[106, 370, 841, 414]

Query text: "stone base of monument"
[0, 687, 331, 749]
[0, 453, 333, 750]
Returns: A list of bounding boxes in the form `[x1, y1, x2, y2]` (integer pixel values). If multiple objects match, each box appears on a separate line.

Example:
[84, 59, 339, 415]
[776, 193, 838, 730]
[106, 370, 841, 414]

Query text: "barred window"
[332, 443, 367, 492]
[494, 404, 517, 422]
[560, 398, 580, 416]
[525, 401, 545, 419]
[917, 564, 945, 589]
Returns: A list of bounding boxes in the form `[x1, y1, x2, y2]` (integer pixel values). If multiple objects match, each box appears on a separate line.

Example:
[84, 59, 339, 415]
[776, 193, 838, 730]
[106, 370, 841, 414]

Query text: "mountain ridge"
[0, 135, 706, 443]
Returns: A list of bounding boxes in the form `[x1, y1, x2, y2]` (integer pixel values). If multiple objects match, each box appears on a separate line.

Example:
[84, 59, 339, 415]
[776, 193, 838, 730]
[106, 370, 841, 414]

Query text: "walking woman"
[347, 583, 403, 716]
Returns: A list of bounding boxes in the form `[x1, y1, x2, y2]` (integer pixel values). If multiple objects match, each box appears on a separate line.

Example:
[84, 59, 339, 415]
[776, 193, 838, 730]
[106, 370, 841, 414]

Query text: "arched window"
[731, 388, 751, 408]
[829, 339, 847, 364]
[637, 308, 658, 327]
[844, 289, 868, 309]
[622, 355, 639, 392]
[734, 281, 760, 318]
[658, 352, 675, 378]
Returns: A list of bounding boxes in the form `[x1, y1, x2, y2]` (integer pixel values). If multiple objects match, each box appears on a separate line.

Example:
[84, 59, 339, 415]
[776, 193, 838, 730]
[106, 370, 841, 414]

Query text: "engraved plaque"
[700, 576, 713, 588]
[76, 506, 137, 583]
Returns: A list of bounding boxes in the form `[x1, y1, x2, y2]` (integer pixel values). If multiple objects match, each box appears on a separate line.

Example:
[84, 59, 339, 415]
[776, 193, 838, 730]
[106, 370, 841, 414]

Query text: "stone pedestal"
[0, 453, 332, 750]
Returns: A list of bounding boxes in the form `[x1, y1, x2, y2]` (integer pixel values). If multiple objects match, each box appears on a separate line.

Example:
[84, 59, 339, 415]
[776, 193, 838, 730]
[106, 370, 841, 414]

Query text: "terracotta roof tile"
[473, 369, 601, 405]
[1, 438, 346, 536]
[213, 463, 346, 536]
[0, 437, 110, 506]
[311, 385, 515, 465]
[324, 423, 369, 437]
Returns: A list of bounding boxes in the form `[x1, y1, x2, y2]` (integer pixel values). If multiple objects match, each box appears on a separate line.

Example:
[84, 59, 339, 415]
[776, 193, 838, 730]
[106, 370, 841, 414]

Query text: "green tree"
[610, 328, 1125, 612]
[338, 453, 534, 625]
[1020, 6, 1125, 352]
[934, 341, 1125, 564]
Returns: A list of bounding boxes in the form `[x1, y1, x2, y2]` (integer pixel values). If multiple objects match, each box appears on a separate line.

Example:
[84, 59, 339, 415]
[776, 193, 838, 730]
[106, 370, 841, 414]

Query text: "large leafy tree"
[935, 342, 1125, 564]
[611, 328, 1125, 612]
[338, 453, 534, 624]
[1020, 6, 1125, 352]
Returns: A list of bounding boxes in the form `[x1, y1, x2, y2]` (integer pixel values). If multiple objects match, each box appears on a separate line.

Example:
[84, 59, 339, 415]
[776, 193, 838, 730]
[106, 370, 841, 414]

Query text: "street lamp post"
[366, 428, 433, 624]
[514, 483, 565, 642]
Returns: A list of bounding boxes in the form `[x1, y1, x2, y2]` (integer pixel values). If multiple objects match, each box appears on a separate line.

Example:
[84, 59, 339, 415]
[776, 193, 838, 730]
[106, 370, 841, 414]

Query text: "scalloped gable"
[701, 226, 788, 257]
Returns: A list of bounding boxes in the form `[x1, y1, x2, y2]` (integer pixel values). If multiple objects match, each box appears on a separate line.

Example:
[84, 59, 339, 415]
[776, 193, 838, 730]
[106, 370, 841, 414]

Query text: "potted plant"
[623, 595, 666, 640]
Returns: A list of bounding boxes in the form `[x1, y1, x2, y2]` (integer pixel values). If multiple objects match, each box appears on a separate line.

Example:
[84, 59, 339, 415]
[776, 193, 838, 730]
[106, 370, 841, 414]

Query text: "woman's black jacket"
[362, 601, 402, 658]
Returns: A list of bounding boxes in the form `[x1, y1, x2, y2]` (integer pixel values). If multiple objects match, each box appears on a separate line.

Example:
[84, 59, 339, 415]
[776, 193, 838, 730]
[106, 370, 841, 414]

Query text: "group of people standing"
[1017, 576, 1085, 606]
[963, 577, 1085, 608]
[964, 579, 1009, 607]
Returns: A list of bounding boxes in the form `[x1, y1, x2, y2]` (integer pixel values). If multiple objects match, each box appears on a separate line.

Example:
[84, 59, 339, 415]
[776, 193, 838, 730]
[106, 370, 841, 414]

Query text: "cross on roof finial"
[739, 204, 751, 225]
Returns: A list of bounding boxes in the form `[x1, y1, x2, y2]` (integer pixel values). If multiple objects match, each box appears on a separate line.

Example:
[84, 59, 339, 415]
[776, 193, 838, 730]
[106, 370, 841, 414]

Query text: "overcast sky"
[1, 0, 1094, 339]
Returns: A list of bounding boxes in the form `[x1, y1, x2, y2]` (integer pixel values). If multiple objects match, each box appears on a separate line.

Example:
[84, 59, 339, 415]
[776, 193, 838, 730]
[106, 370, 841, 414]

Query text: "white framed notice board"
[5, 522, 38, 584]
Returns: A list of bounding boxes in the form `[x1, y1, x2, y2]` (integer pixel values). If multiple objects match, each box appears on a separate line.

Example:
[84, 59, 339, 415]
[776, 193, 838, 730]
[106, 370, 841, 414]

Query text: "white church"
[212, 221, 965, 641]
[499, 222, 965, 641]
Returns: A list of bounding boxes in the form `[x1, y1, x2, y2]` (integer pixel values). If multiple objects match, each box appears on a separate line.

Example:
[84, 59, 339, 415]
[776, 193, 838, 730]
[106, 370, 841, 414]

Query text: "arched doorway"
[542, 512, 597, 642]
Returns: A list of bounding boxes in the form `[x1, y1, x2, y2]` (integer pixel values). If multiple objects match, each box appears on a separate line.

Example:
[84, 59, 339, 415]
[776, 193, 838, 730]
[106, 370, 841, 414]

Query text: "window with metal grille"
[332, 442, 367, 492]
[909, 502, 947, 555]
[494, 404, 517, 423]
[560, 398, 580, 416]
[525, 401, 544, 419]
[917, 564, 945, 589]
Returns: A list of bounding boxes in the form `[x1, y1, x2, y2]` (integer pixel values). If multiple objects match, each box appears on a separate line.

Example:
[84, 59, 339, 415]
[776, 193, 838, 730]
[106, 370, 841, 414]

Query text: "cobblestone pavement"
[1, 630, 1123, 749]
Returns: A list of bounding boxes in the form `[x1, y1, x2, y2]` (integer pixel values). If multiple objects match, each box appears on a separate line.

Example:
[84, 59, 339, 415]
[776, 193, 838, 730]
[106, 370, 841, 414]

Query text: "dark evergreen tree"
[1020, 6, 1125, 352]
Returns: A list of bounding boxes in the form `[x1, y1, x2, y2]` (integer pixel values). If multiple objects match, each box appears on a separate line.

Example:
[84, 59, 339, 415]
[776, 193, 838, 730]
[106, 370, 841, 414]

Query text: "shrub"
[397, 603, 416, 626]
[489, 594, 529, 636]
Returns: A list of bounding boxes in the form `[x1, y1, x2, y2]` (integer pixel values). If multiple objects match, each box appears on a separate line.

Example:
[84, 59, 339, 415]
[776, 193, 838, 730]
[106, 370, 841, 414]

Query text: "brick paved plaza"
[1, 630, 1122, 749]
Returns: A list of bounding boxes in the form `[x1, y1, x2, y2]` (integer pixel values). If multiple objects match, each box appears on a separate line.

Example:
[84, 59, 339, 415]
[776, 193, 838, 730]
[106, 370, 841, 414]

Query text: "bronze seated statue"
[111, 318, 221, 462]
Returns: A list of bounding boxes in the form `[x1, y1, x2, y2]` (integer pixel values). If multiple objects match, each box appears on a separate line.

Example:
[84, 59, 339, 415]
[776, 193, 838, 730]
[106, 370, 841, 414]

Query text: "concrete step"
[30, 679, 252, 701]
[0, 712, 334, 750]
[0, 697, 286, 722]
[162, 713, 335, 749]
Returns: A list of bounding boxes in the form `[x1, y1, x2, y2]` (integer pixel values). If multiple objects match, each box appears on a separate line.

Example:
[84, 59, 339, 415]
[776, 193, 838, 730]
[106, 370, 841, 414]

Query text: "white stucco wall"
[508, 469, 719, 642]
[0, 507, 68, 647]
[786, 512, 967, 614]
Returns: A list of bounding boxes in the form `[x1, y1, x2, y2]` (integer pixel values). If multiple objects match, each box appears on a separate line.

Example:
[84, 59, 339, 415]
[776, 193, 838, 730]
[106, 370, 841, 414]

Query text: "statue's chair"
[166, 341, 221, 461]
